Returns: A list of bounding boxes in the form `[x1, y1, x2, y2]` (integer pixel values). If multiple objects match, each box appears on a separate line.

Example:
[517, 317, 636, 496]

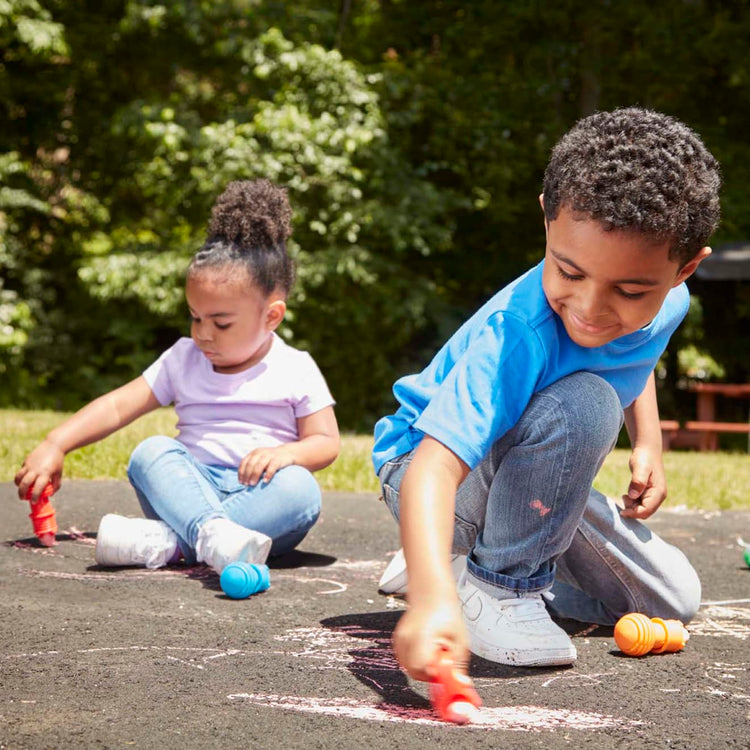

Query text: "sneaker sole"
[468, 634, 577, 667]
[95, 513, 126, 566]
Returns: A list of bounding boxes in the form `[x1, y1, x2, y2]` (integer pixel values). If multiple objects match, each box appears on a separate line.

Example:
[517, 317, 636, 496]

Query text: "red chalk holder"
[429, 648, 482, 724]
[26, 483, 57, 547]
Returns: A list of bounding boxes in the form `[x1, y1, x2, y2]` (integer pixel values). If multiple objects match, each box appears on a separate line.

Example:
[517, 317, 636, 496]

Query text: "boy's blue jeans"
[378, 372, 701, 625]
[127, 436, 321, 562]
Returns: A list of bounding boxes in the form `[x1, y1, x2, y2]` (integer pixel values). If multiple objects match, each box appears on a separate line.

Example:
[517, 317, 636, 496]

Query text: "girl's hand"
[393, 597, 469, 682]
[15, 439, 65, 500]
[621, 445, 667, 520]
[238, 446, 296, 486]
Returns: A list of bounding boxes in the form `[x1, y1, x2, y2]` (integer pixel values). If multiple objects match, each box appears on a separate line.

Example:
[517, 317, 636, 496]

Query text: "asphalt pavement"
[1, 480, 749, 749]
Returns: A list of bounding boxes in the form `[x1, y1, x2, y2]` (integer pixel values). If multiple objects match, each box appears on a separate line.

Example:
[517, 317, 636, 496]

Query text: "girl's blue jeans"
[127, 436, 321, 562]
[378, 372, 701, 625]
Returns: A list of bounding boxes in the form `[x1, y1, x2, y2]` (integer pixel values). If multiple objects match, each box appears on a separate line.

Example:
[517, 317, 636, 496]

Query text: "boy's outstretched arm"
[394, 435, 471, 681]
[15, 376, 160, 501]
[622, 371, 667, 519]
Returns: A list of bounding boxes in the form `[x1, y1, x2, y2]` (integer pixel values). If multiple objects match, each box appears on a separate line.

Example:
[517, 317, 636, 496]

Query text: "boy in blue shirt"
[372, 108, 721, 680]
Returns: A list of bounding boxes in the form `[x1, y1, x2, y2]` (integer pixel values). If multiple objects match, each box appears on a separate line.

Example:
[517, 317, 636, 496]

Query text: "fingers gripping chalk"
[220, 562, 270, 599]
[25, 484, 57, 547]
[429, 649, 482, 724]
[614, 613, 689, 656]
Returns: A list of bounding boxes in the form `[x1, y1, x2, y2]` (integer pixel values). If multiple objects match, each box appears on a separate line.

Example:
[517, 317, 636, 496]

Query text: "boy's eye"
[215, 322, 231, 330]
[557, 266, 583, 281]
[617, 288, 646, 300]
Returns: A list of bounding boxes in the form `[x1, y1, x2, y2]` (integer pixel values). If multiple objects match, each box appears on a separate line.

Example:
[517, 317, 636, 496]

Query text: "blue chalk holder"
[220, 561, 271, 599]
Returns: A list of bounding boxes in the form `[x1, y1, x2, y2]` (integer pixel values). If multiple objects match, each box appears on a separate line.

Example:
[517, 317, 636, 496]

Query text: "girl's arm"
[394, 435, 471, 681]
[15, 376, 161, 500]
[238, 405, 339, 485]
[622, 371, 667, 519]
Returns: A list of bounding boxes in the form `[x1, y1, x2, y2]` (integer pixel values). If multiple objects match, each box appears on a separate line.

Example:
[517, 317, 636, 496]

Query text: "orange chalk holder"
[614, 613, 689, 657]
[26, 484, 57, 547]
[429, 648, 482, 724]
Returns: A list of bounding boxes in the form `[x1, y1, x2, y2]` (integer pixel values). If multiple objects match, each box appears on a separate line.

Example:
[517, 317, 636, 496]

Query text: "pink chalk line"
[226, 692, 643, 731]
[18, 566, 215, 582]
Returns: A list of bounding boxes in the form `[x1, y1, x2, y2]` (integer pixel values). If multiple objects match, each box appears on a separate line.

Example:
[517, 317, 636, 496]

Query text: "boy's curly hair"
[189, 179, 295, 296]
[543, 108, 721, 266]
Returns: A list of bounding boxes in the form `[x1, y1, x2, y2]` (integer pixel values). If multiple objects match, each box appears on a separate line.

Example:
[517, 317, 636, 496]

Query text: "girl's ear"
[266, 299, 287, 331]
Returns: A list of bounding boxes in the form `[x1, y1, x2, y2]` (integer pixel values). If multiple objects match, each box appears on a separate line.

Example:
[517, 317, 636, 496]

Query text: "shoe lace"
[505, 595, 548, 621]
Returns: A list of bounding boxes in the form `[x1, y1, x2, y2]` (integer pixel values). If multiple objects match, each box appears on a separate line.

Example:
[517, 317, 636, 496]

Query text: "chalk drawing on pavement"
[691, 601, 750, 640]
[704, 662, 750, 704]
[226, 692, 644, 731]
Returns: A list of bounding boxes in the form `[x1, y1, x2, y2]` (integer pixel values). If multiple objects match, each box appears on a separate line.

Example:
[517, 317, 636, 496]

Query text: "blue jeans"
[378, 372, 701, 625]
[127, 436, 321, 562]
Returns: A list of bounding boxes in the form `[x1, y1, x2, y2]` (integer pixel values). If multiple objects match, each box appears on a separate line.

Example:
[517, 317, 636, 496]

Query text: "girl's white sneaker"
[95, 514, 178, 569]
[195, 517, 272, 574]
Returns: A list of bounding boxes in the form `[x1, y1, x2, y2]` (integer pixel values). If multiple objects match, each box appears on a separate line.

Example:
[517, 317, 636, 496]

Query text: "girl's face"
[185, 269, 285, 373]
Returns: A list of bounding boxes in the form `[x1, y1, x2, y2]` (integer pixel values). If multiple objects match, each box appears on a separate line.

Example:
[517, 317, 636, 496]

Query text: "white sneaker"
[95, 514, 179, 570]
[457, 570, 576, 666]
[378, 548, 467, 595]
[195, 517, 272, 574]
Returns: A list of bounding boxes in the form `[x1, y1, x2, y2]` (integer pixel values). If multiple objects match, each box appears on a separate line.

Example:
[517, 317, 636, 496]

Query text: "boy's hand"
[238, 446, 295, 486]
[621, 445, 667, 519]
[393, 597, 469, 682]
[15, 439, 65, 501]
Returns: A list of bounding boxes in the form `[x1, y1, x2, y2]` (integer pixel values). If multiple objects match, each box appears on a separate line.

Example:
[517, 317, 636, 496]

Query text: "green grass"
[2, 409, 749, 509]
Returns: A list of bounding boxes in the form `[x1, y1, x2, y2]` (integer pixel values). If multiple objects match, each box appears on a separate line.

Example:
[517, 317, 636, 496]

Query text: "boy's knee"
[653, 558, 702, 625]
[542, 372, 622, 446]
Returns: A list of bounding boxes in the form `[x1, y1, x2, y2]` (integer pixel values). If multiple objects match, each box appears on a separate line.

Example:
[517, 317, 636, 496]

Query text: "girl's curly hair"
[189, 179, 295, 295]
[543, 108, 721, 267]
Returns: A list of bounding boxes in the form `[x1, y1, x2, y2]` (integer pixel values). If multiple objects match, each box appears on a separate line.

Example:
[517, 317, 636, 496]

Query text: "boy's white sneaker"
[95, 513, 179, 570]
[457, 570, 577, 667]
[195, 517, 272, 574]
[378, 547, 467, 595]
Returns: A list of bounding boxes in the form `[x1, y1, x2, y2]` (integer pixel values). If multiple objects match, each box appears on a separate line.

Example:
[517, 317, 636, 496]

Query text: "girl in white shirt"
[16, 180, 339, 573]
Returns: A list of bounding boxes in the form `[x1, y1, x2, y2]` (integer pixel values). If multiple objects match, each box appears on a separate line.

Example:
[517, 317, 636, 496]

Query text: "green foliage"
[2, 1, 750, 428]
[0, 5, 455, 424]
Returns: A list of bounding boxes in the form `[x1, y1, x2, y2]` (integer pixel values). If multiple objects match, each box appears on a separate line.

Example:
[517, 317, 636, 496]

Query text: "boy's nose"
[577, 285, 608, 318]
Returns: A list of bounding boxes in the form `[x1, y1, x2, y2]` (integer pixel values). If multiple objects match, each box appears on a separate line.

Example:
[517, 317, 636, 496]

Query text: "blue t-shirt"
[372, 260, 689, 474]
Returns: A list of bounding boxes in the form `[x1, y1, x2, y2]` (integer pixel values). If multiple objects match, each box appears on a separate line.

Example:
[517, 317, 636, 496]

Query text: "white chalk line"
[226, 692, 644, 731]
[692, 602, 750, 640]
[704, 663, 750, 704]
[2, 645, 269, 662]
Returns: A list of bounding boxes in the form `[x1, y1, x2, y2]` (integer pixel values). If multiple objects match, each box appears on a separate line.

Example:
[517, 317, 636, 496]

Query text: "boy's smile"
[540, 204, 710, 348]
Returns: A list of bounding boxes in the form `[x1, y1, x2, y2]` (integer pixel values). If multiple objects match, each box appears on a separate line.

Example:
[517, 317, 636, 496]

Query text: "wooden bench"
[661, 383, 750, 451]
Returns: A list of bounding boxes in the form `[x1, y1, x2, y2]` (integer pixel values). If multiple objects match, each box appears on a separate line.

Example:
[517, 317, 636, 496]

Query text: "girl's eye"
[557, 266, 582, 281]
[215, 322, 231, 330]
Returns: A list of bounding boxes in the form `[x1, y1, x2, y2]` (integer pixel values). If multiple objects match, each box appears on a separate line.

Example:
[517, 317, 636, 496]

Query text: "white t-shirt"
[143, 334, 335, 468]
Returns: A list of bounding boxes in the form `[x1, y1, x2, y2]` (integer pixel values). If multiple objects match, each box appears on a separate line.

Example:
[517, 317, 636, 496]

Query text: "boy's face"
[540, 201, 710, 348]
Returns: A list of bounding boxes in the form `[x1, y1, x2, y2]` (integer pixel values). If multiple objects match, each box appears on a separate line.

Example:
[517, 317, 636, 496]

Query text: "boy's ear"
[539, 193, 549, 237]
[674, 246, 712, 286]
[266, 299, 287, 331]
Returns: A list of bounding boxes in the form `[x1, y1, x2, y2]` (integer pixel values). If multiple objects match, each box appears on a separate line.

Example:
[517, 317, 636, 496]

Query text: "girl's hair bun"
[209, 179, 292, 250]
[190, 179, 296, 296]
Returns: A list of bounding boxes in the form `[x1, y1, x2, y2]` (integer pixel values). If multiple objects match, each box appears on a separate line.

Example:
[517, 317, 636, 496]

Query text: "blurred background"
[2, 0, 749, 434]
